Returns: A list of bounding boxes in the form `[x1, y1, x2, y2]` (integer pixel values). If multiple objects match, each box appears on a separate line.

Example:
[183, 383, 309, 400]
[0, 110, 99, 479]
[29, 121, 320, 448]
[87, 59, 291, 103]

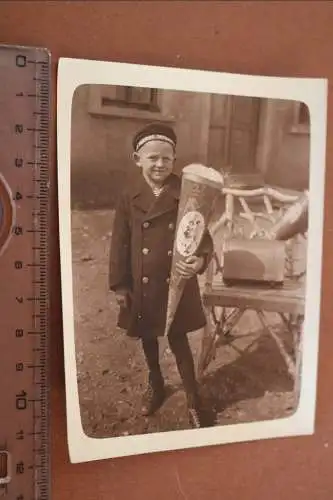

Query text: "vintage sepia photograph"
[57, 59, 327, 463]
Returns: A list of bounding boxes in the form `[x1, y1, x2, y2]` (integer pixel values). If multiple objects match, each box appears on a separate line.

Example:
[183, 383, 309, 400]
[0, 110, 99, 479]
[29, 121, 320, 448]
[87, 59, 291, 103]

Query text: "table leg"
[257, 310, 296, 380]
[197, 306, 247, 379]
[223, 308, 246, 338]
[197, 306, 225, 379]
[290, 315, 304, 406]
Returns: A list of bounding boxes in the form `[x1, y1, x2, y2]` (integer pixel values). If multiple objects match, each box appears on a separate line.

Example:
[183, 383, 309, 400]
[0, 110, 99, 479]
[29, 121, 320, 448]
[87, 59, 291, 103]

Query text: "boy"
[109, 123, 213, 428]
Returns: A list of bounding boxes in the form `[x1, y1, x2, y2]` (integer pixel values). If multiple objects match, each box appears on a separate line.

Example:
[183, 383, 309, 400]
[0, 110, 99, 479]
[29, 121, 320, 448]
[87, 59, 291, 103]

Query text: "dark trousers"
[141, 333, 199, 406]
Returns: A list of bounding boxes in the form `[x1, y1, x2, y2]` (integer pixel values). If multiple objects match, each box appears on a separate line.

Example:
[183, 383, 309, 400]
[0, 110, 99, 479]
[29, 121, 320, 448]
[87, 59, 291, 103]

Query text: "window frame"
[87, 85, 175, 122]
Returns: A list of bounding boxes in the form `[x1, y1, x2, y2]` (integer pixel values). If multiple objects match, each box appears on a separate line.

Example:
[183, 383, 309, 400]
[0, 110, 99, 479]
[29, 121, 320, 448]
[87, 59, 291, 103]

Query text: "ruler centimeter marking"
[0, 45, 51, 500]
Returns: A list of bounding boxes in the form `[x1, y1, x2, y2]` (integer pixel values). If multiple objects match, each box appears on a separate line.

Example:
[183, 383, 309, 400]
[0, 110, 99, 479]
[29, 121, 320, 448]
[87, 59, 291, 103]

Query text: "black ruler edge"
[31, 46, 52, 500]
[36, 46, 52, 500]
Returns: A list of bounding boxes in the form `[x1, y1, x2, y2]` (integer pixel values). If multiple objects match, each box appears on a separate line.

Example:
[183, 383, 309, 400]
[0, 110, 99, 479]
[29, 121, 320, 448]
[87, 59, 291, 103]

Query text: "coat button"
[142, 247, 149, 255]
[142, 276, 149, 284]
[167, 250, 173, 256]
[166, 277, 170, 284]
[138, 314, 143, 320]
[168, 223, 174, 230]
[143, 221, 150, 229]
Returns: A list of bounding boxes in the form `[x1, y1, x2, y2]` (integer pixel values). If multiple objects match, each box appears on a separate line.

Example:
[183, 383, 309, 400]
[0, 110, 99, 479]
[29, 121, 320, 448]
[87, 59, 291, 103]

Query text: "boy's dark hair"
[133, 122, 177, 152]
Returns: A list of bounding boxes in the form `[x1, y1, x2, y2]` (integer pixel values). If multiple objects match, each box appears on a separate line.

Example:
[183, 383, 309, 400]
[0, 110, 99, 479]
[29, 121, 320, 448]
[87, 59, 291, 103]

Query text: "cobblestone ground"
[71, 209, 298, 439]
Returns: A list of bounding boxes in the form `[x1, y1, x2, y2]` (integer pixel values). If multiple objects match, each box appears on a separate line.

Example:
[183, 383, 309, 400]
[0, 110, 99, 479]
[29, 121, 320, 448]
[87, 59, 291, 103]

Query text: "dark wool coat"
[109, 173, 214, 339]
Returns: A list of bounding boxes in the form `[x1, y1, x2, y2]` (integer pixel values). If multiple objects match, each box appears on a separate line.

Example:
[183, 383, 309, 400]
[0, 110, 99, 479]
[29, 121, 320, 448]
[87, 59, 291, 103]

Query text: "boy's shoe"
[141, 377, 165, 416]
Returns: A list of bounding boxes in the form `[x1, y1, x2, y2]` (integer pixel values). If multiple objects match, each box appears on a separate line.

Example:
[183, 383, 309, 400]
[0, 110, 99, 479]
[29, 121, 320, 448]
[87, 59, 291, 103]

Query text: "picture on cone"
[176, 211, 205, 257]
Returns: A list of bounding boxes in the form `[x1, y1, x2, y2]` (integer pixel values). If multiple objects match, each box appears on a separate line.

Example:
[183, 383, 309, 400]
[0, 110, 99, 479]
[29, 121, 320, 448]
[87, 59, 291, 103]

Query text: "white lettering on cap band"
[136, 134, 176, 151]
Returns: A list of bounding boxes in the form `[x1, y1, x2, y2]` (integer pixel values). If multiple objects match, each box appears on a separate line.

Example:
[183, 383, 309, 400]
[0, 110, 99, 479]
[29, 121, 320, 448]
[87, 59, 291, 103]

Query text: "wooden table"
[196, 182, 307, 404]
[198, 274, 305, 403]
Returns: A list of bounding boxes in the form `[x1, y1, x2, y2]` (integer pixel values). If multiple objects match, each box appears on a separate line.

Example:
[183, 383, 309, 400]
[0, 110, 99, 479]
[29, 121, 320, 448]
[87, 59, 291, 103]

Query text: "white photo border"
[57, 57, 327, 464]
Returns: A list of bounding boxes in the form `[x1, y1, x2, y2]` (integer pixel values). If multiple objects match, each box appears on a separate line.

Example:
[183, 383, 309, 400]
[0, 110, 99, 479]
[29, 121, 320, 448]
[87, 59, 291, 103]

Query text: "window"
[87, 84, 174, 121]
[290, 102, 310, 134]
[101, 86, 159, 111]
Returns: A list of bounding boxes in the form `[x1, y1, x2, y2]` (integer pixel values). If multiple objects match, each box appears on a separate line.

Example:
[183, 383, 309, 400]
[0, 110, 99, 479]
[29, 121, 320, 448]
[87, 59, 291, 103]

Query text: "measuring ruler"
[0, 45, 51, 499]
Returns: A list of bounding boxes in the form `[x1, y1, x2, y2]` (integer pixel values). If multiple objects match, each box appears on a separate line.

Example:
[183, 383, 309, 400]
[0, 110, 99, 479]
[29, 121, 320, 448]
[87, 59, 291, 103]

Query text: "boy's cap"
[133, 123, 177, 152]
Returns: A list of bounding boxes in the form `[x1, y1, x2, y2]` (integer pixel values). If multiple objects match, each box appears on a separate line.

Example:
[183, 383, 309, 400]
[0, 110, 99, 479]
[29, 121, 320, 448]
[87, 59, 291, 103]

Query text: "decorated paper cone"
[164, 164, 224, 336]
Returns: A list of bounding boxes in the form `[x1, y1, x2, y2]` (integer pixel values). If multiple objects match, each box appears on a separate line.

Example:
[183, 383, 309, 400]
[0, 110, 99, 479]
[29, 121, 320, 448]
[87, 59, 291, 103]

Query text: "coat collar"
[130, 173, 180, 220]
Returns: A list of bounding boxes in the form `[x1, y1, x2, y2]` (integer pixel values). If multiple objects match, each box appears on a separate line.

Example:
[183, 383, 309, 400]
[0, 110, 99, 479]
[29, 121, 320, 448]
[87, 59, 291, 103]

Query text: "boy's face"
[133, 140, 175, 186]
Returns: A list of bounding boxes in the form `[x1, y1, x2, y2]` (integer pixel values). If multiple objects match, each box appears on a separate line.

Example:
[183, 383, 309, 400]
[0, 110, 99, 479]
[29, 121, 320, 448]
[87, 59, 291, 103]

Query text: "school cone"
[164, 164, 224, 337]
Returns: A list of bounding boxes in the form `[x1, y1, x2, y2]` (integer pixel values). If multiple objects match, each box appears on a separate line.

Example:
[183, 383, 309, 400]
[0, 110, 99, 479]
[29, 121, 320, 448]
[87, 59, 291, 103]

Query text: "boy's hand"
[175, 256, 204, 279]
[115, 289, 130, 308]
